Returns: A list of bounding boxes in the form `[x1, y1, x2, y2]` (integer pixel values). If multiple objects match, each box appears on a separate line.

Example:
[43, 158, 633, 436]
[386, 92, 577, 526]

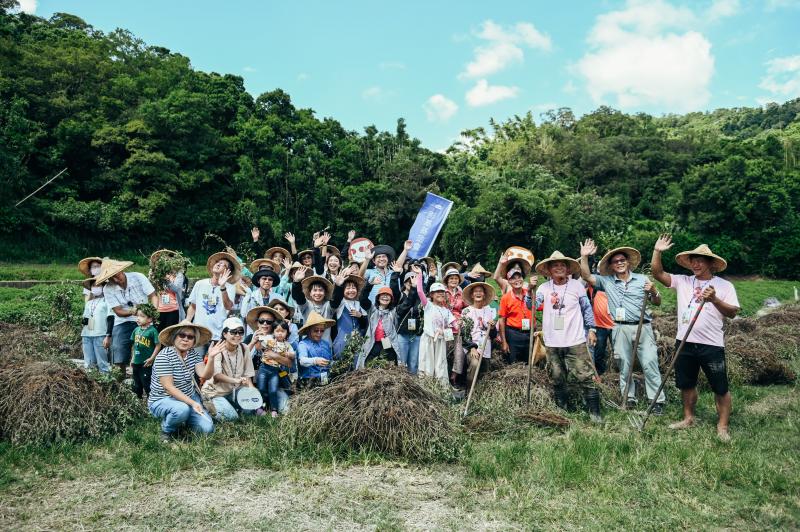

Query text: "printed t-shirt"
[131, 325, 159, 364]
[187, 279, 236, 340]
[535, 279, 587, 348]
[670, 274, 739, 347]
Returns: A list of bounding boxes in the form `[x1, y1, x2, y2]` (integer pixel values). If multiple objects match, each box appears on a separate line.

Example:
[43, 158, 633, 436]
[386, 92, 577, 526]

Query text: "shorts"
[111, 321, 137, 364]
[674, 340, 729, 395]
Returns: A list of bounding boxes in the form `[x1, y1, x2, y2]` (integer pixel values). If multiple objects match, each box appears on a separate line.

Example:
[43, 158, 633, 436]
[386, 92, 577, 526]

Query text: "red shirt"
[499, 288, 531, 329]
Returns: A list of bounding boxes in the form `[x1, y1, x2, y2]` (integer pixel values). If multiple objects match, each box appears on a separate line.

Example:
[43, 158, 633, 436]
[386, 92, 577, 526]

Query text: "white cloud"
[705, 0, 740, 20]
[423, 94, 458, 122]
[465, 79, 520, 107]
[533, 102, 559, 112]
[576, 0, 715, 112]
[758, 55, 800, 99]
[242, 66, 257, 73]
[379, 61, 406, 70]
[17, 0, 37, 13]
[563, 80, 577, 94]
[460, 20, 552, 79]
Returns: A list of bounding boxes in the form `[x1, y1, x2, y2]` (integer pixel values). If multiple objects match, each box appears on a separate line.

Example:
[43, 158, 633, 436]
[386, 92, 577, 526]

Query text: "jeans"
[612, 323, 665, 403]
[149, 392, 214, 435]
[257, 365, 282, 412]
[592, 327, 612, 375]
[82, 336, 110, 373]
[396, 333, 420, 374]
[211, 394, 240, 421]
[111, 321, 137, 364]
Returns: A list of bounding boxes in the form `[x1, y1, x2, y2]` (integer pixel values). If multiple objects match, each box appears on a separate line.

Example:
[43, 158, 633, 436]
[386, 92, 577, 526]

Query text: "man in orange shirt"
[588, 287, 614, 374]
[498, 265, 536, 364]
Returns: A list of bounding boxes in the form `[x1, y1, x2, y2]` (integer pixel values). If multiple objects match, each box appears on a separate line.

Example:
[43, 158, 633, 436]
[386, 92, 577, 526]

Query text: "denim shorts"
[674, 340, 729, 395]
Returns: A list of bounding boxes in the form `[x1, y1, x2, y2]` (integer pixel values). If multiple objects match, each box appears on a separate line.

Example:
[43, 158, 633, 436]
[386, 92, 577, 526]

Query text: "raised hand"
[404, 239, 413, 250]
[218, 268, 232, 286]
[251, 227, 260, 242]
[322, 232, 331, 245]
[347, 230, 356, 242]
[284, 232, 296, 244]
[498, 253, 508, 264]
[411, 264, 422, 275]
[580, 238, 597, 257]
[654, 234, 674, 253]
[293, 266, 308, 283]
[390, 260, 402, 273]
[282, 256, 292, 271]
[334, 269, 347, 286]
[370, 275, 383, 286]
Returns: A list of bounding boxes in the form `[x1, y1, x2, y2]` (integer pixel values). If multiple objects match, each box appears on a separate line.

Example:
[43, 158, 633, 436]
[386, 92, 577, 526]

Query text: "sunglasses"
[227, 329, 245, 336]
[257, 319, 274, 325]
[176, 333, 195, 340]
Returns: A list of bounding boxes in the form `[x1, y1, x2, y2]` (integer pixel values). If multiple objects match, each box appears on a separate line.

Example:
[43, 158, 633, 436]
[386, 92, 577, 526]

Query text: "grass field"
[1, 271, 799, 529]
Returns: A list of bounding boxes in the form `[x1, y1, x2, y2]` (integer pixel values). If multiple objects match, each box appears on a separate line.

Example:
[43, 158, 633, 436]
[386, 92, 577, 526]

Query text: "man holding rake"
[651, 236, 740, 442]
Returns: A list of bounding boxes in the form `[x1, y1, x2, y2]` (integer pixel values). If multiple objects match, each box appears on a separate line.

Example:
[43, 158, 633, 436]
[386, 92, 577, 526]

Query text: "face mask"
[91, 286, 104, 296]
[90, 266, 101, 276]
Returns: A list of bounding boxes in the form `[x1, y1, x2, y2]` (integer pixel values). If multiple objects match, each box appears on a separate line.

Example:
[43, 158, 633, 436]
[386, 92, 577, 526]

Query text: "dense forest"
[1, 6, 799, 275]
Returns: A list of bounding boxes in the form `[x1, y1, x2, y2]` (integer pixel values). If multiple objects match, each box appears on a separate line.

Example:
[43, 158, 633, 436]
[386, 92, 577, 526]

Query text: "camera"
[82, 317, 89, 325]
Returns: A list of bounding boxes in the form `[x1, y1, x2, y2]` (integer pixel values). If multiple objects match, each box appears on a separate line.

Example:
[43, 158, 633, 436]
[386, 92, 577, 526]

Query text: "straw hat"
[675, 244, 727, 273]
[78, 257, 103, 277]
[441, 262, 460, 277]
[597, 247, 641, 276]
[158, 320, 212, 347]
[297, 249, 315, 263]
[501, 258, 531, 278]
[324, 245, 342, 258]
[267, 297, 295, 320]
[535, 251, 581, 277]
[298, 311, 335, 336]
[265, 246, 291, 261]
[342, 274, 366, 293]
[249, 258, 278, 273]
[149, 249, 179, 268]
[442, 268, 463, 284]
[94, 258, 134, 285]
[245, 305, 282, 330]
[301, 275, 334, 301]
[504, 246, 535, 266]
[288, 261, 311, 280]
[462, 282, 496, 306]
[206, 251, 242, 284]
[468, 263, 492, 278]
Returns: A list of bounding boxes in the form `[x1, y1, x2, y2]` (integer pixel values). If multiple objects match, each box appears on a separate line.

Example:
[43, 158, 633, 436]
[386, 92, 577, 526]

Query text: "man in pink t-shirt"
[652, 236, 740, 442]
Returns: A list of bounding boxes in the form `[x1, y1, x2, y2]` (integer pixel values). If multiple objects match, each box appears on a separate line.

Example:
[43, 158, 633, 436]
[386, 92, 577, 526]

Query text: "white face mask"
[90, 266, 101, 276]
[91, 286, 104, 296]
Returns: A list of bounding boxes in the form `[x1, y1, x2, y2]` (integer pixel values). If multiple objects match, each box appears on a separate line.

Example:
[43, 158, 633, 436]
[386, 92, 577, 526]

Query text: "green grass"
[0, 262, 210, 281]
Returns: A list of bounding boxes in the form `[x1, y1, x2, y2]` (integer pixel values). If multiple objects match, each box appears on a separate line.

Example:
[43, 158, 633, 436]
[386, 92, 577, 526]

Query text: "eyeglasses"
[257, 319, 274, 325]
[228, 329, 245, 336]
[176, 333, 195, 340]
[610, 259, 628, 264]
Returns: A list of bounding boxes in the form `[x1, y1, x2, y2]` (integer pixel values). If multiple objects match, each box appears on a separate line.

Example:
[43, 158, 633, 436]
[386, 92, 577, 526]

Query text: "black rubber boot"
[554, 384, 570, 411]
[585, 389, 603, 424]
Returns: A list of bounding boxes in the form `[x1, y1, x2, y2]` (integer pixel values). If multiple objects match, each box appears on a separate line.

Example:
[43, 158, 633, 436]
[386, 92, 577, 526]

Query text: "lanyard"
[223, 346, 241, 378]
[550, 280, 569, 316]
[690, 276, 714, 307]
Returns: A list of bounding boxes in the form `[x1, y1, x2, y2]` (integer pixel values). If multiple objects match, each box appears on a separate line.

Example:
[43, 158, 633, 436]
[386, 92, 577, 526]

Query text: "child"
[130, 303, 161, 399]
[413, 264, 457, 387]
[81, 278, 113, 374]
[255, 320, 296, 417]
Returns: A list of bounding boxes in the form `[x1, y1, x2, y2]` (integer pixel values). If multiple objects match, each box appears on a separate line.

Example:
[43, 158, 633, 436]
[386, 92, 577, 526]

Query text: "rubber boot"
[554, 384, 570, 411]
[585, 389, 603, 424]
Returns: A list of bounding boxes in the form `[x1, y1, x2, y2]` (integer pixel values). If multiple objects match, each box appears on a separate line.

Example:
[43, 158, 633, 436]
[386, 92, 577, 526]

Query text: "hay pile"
[283, 368, 462, 461]
[0, 322, 146, 445]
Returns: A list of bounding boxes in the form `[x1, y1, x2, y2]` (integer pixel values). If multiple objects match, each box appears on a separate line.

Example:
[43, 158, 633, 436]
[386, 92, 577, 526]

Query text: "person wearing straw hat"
[461, 281, 498, 384]
[531, 251, 602, 422]
[149, 249, 188, 331]
[579, 239, 665, 413]
[296, 312, 336, 388]
[185, 251, 240, 353]
[651, 235, 740, 442]
[330, 268, 368, 358]
[200, 317, 258, 421]
[498, 263, 537, 364]
[80, 277, 114, 374]
[97, 258, 158, 375]
[442, 266, 467, 385]
[463, 263, 493, 287]
[240, 269, 281, 336]
[148, 321, 217, 441]
[78, 257, 103, 301]
[493, 247, 535, 295]
[291, 269, 336, 343]
[359, 240, 413, 304]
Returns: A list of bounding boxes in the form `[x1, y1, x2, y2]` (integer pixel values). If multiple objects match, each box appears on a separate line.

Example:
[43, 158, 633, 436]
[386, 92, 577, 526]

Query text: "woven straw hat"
[675, 244, 727, 273]
[468, 263, 492, 277]
[206, 251, 242, 284]
[342, 274, 366, 293]
[94, 258, 134, 285]
[78, 257, 103, 278]
[441, 262, 460, 277]
[265, 246, 291, 261]
[301, 275, 334, 301]
[597, 247, 641, 276]
[297, 249, 315, 263]
[462, 281, 496, 306]
[535, 251, 581, 277]
[158, 320, 212, 347]
[250, 258, 278, 273]
[267, 296, 295, 320]
[419, 256, 437, 273]
[245, 306, 282, 330]
[298, 311, 335, 336]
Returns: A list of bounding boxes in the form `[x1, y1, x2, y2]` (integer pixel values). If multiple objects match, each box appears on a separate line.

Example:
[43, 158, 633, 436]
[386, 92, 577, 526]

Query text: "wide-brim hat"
[468, 263, 492, 278]
[342, 274, 366, 293]
[441, 262, 460, 277]
[288, 261, 311, 280]
[598, 247, 641, 276]
[78, 257, 103, 277]
[372, 244, 396, 262]
[149, 249, 179, 268]
[298, 311, 335, 336]
[675, 244, 727, 273]
[301, 275, 334, 301]
[267, 297, 295, 320]
[94, 258, 134, 285]
[206, 251, 242, 284]
[297, 249, 315, 262]
[442, 268, 463, 284]
[462, 282, 496, 305]
[252, 269, 280, 286]
[535, 251, 581, 277]
[158, 320, 212, 347]
[265, 247, 291, 261]
[376, 286, 394, 303]
[504, 246, 535, 267]
[500, 258, 531, 278]
[419, 256, 436, 272]
[250, 258, 278, 273]
[325, 245, 342, 258]
[245, 305, 282, 330]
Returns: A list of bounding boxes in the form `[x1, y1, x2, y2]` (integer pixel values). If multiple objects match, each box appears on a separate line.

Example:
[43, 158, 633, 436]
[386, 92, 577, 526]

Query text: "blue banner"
[408, 192, 453, 259]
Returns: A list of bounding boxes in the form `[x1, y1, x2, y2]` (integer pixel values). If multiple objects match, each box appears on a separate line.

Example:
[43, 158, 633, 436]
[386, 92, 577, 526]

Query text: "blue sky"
[25, 0, 800, 150]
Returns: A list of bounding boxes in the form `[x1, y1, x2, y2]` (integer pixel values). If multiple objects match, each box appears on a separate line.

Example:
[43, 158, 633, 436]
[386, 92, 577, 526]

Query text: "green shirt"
[131, 325, 159, 364]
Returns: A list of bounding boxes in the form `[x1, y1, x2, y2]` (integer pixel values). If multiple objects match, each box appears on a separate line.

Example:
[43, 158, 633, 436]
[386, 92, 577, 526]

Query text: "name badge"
[406, 318, 416, 331]
[443, 328, 455, 342]
[521, 318, 531, 331]
[161, 294, 171, 304]
[381, 337, 392, 349]
[681, 309, 692, 325]
[554, 315, 565, 330]
[615, 307, 626, 322]
[88, 317, 95, 330]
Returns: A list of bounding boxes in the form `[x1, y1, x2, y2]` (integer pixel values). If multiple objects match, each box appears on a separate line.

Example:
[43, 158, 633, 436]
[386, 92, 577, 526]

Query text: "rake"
[462, 333, 492, 417]
[629, 300, 706, 431]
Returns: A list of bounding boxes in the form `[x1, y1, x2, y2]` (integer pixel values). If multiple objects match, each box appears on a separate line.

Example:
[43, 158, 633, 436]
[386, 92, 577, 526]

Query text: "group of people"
[78, 229, 739, 442]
